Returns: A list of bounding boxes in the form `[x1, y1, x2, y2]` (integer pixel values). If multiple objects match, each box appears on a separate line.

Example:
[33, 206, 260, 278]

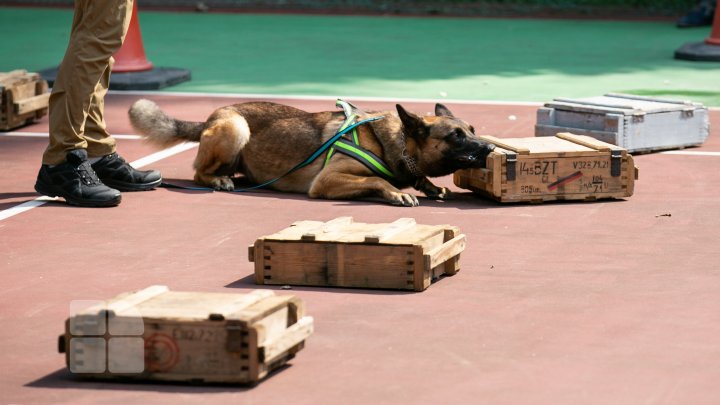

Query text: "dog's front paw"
[387, 191, 420, 207]
[427, 187, 453, 200]
[210, 176, 235, 191]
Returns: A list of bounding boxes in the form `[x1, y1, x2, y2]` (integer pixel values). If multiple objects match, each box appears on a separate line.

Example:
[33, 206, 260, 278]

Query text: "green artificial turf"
[1, 7, 718, 105]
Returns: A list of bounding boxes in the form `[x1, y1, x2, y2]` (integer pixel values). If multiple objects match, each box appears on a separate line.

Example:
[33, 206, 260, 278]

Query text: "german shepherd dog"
[128, 100, 494, 206]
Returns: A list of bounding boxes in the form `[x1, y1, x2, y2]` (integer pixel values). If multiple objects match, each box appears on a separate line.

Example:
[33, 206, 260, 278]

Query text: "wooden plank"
[252, 306, 289, 346]
[247, 244, 255, 262]
[104, 285, 169, 316]
[253, 239, 265, 284]
[423, 234, 466, 270]
[555, 132, 615, 152]
[232, 295, 292, 325]
[247, 326, 261, 381]
[327, 243, 346, 286]
[261, 316, 313, 364]
[334, 245, 415, 289]
[213, 290, 275, 319]
[412, 245, 425, 291]
[15, 92, 49, 115]
[479, 134, 530, 154]
[0, 70, 28, 85]
[493, 136, 595, 154]
[364, 217, 416, 243]
[34, 79, 49, 119]
[300, 216, 354, 241]
[261, 241, 331, 286]
[442, 227, 461, 275]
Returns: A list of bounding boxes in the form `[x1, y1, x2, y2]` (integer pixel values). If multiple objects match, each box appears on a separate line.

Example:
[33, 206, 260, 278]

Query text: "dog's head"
[396, 104, 495, 177]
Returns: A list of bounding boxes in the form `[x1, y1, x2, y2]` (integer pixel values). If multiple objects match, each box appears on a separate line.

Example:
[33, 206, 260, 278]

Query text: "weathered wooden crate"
[0, 70, 50, 131]
[535, 93, 709, 153]
[249, 217, 466, 291]
[454, 132, 637, 203]
[58, 285, 313, 384]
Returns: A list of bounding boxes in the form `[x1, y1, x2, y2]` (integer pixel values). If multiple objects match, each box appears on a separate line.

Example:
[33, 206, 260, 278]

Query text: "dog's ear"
[396, 104, 428, 139]
[435, 103, 454, 118]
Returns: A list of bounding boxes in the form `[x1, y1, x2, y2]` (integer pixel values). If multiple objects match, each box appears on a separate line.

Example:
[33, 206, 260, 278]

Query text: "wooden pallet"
[58, 285, 313, 384]
[0, 70, 50, 131]
[249, 217, 466, 291]
[454, 132, 638, 203]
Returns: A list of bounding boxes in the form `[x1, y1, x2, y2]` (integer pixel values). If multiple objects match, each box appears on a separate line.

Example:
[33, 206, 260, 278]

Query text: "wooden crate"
[535, 93, 709, 153]
[454, 132, 638, 203]
[0, 70, 50, 131]
[249, 217, 466, 291]
[58, 285, 313, 384]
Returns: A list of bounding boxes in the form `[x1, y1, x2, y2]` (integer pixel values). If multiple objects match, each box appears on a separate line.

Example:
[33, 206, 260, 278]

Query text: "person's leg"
[84, 61, 116, 158]
[43, 0, 132, 165]
[35, 0, 134, 206]
[87, 53, 162, 192]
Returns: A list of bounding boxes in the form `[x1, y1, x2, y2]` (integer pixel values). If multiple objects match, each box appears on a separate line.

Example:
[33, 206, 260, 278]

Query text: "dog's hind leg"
[193, 112, 250, 191]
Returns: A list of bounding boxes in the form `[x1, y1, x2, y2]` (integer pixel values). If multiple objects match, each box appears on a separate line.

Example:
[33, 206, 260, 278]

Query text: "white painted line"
[129, 142, 198, 169]
[1, 131, 142, 140]
[660, 151, 720, 156]
[0, 143, 198, 222]
[109, 90, 720, 110]
[109, 90, 544, 107]
[0, 197, 58, 222]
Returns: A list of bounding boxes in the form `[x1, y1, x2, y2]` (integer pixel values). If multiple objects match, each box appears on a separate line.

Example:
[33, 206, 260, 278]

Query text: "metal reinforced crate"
[58, 285, 313, 384]
[249, 217, 466, 291]
[535, 93, 709, 153]
[454, 132, 637, 203]
[0, 70, 50, 131]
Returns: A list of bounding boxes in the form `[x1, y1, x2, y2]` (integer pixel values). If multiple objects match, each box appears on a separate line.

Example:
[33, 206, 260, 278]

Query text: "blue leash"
[160, 115, 384, 193]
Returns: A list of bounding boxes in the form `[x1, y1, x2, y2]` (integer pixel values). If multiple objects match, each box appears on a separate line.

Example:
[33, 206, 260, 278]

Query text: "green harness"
[323, 100, 395, 181]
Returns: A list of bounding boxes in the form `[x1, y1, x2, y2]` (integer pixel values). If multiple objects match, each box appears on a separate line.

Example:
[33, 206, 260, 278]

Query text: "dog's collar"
[400, 128, 425, 179]
[402, 151, 424, 179]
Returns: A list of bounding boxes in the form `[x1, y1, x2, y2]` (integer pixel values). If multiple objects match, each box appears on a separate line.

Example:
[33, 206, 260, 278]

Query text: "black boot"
[35, 149, 122, 207]
[91, 152, 162, 192]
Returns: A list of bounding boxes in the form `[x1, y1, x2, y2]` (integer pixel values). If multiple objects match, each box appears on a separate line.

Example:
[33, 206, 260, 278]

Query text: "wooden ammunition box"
[454, 133, 637, 203]
[58, 285, 313, 384]
[249, 217, 466, 291]
[535, 93, 709, 153]
[0, 70, 50, 131]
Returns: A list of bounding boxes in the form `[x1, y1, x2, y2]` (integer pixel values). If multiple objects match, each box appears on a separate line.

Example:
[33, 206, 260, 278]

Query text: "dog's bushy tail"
[128, 99, 204, 147]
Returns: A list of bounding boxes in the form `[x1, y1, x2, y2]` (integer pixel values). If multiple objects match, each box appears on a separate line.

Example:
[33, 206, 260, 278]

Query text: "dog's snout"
[471, 142, 495, 168]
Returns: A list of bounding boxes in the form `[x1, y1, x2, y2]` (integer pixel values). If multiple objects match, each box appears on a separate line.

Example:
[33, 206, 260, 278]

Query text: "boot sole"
[34, 182, 122, 208]
[102, 177, 162, 192]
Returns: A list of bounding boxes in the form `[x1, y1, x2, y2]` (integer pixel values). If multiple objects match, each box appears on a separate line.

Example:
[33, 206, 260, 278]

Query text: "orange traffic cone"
[705, 0, 720, 46]
[41, 1, 190, 89]
[675, 0, 720, 61]
[113, 1, 154, 72]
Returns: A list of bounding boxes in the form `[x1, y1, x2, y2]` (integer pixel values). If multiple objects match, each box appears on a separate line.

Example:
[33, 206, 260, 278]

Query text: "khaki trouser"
[43, 0, 134, 165]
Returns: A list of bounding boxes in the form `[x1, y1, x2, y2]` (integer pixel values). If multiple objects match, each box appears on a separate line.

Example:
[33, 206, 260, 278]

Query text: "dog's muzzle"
[466, 143, 495, 168]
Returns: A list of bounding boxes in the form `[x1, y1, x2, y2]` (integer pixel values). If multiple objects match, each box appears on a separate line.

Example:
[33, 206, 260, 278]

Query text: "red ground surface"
[1, 93, 719, 404]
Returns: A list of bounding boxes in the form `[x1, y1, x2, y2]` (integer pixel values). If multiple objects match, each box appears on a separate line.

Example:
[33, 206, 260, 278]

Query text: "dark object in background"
[677, 0, 716, 27]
